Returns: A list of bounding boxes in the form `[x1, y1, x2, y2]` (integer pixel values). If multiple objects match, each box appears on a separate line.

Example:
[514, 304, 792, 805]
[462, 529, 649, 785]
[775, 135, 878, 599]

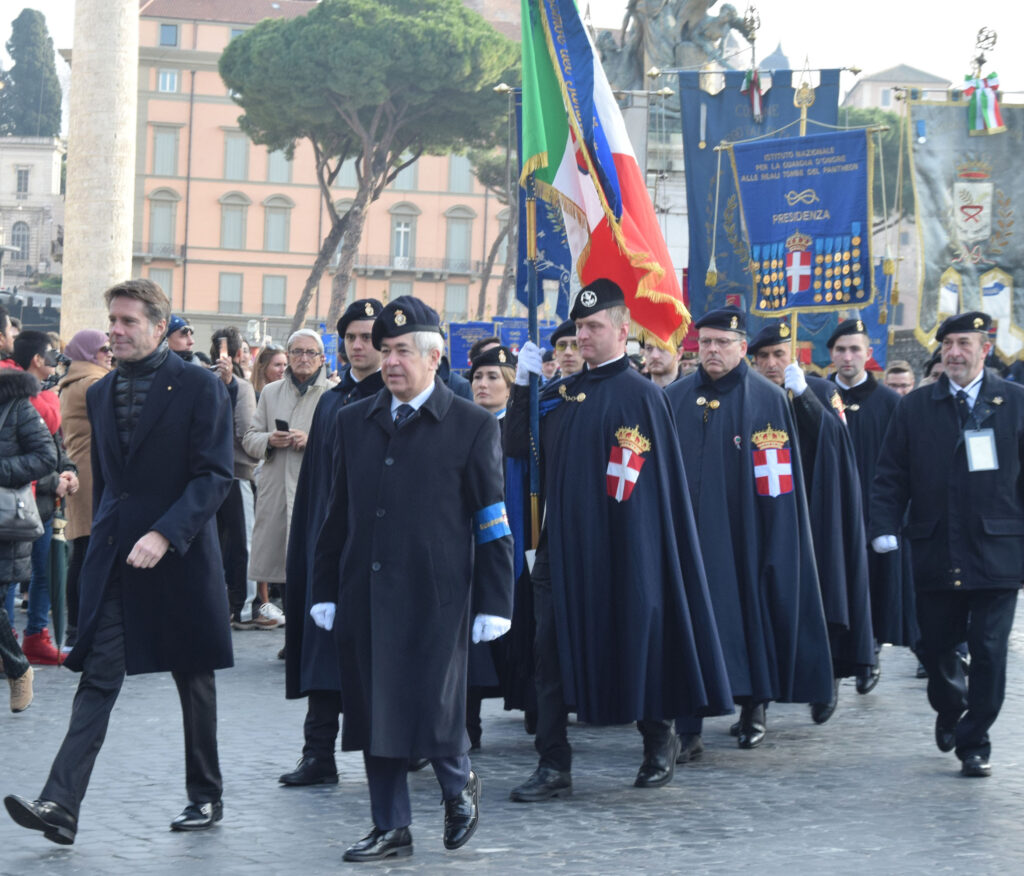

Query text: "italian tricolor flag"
[519, 0, 689, 345]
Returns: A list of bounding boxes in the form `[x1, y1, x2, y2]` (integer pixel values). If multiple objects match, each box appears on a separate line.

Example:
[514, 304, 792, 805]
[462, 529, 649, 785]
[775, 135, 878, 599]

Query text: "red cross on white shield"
[753, 448, 793, 497]
[785, 251, 812, 294]
[606, 446, 646, 502]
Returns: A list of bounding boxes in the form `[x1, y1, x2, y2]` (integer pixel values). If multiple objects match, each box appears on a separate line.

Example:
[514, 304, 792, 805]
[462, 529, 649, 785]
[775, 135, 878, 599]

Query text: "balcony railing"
[133, 241, 184, 260]
[348, 254, 483, 275]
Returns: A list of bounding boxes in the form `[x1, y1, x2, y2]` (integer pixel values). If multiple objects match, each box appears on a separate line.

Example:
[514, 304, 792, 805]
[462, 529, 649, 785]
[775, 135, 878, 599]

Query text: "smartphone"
[275, 419, 290, 432]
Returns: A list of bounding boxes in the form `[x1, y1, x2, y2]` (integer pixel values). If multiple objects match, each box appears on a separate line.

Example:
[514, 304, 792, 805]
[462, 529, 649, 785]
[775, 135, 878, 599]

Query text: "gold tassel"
[706, 256, 718, 287]
[882, 257, 895, 275]
[891, 283, 899, 305]
[878, 304, 887, 324]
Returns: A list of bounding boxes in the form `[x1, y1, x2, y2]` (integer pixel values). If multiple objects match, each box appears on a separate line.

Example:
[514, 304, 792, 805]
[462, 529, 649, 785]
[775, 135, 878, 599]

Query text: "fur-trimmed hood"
[0, 368, 41, 404]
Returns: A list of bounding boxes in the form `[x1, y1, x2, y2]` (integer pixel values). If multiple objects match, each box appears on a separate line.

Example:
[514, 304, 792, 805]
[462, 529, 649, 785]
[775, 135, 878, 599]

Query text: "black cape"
[505, 356, 733, 725]
[666, 362, 833, 704]
[827, 373, 917, 647]
[793, 377, 875, 676]
[284, 368, 384, 699]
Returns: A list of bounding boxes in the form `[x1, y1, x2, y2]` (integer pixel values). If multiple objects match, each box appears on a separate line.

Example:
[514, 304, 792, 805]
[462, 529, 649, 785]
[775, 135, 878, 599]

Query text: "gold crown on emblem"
[615, 425, 652, 455]
[730, 315, 739, 329]
[364, 301, 375, 316]
[786, 230, 813, 252]
[394, 309, 407, 326]
[498, 349, 507, 363]
[779, 323, 791, 338]
[855, 319, 864, 332]
[751, 423, 789, 451]
[973, 317, 984, 329]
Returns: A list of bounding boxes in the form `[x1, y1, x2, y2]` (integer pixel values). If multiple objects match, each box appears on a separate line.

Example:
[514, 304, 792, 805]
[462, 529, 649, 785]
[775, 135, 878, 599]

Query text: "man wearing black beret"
[505, 278, 732, 800]
[872, 311, 1024, 777]
[279, 299, 386, 788]
[549, 319, 583, 377]
[667, 306, 833, 751]
[749, 322, 876, 724]
[826, 318, 914, 693]
[309, 296, 513, 861]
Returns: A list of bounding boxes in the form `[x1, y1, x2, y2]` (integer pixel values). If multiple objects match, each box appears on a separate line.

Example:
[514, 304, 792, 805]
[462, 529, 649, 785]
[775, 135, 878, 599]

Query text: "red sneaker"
[22, 629, 63, 665]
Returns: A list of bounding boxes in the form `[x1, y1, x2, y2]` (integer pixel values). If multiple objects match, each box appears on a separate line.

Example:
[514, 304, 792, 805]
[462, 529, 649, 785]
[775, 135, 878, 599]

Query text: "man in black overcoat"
[749, 323, 875, 724]
[281, 299, 384, 787]
[871, 311, 1024, 778]
[827, 319, 916, 692]
[310, 296, 513, 863]
[5, 279, 234, 844]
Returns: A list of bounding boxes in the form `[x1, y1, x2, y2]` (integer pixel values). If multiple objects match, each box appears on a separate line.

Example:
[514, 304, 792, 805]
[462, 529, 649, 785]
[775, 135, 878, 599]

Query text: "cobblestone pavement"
[3, 624, 1024, 875]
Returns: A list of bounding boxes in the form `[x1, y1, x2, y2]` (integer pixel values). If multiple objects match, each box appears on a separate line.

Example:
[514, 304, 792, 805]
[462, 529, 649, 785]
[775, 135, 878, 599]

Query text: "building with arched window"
[0, 136, 64, 287]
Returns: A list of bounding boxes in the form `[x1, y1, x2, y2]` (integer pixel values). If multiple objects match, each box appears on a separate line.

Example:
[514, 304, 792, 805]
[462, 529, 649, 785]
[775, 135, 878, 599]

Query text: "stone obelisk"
[60, 0, 138, 338]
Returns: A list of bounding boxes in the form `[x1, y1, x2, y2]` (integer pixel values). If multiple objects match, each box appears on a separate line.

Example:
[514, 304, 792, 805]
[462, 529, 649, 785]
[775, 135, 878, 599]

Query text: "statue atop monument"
[599, 0, 754, 90]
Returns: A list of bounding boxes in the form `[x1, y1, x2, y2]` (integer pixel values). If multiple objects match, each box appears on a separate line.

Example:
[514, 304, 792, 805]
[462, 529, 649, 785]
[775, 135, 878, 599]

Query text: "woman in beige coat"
[58, 329, 113, 651]
[242, 329, 329, 625]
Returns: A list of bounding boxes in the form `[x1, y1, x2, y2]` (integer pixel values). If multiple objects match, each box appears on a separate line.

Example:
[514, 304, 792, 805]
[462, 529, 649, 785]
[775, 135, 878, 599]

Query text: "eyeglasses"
[99, 346, 112, 354]
[697, 337, 742, 350]
[555, 339, 578, 352]
[178, 327, 194, 336]
[288, 349, 322, 359]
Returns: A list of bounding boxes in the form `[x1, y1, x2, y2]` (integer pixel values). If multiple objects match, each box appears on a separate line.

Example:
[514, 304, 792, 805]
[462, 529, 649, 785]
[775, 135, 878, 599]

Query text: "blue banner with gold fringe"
[730, 129, 874, 315]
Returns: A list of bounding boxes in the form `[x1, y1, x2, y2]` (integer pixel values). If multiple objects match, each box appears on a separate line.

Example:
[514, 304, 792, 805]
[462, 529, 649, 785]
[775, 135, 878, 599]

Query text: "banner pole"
[526, 173, 541, 548]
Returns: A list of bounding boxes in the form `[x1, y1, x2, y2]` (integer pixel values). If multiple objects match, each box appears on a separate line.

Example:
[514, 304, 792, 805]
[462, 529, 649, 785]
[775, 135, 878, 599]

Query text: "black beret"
[935, 311, 992, 342]
[337, 298, 383, 337]
[568, 278, 625, 320]
[923, 349, 942, 378]
[826, 317, 869, 349]
[542, 349, 555, 363]
[550, 319, 577, 346]
[694, 305, 745, 333]
[467, 345, 515, 381]
[371, 295, 443, 350]
[747, 321, 793, 355]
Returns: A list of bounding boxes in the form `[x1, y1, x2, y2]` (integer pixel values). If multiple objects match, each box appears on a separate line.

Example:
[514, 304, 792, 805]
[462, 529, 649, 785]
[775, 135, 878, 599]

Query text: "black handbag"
[0, 400, 46, 542]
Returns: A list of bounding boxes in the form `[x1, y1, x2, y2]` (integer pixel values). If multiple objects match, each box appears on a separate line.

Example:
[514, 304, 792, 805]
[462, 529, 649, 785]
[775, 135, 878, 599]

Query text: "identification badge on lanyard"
[965, 428, 998, 472]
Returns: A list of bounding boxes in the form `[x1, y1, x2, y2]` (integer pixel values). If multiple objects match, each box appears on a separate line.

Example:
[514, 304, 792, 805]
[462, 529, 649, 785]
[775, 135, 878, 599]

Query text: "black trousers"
[532, 557, 673, 772]
[916, 587, 1018, 760]
[216, 479, 249, 618]
[303, 689, 342, 761]
[0, 582, 30, 680]
[40, 581, 222, 818]
[364, 752, 470, 830]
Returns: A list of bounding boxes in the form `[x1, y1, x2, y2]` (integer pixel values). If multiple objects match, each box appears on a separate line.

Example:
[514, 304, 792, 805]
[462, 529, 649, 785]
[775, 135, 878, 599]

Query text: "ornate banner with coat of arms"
[909, 97, 1021, 359]
[728, 129, 875, 315]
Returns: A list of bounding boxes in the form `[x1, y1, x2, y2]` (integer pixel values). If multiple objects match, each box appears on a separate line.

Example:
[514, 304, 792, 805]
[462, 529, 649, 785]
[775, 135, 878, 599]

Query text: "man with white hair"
[310, 296, 513, 863]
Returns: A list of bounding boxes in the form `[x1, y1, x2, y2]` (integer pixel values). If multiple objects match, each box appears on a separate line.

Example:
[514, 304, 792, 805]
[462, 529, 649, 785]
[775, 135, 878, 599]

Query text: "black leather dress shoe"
[675, 733, 704, 764]
[509, 766, 572, 802]
[635, 734, 681, 788]
[737, 703, 767, 749]
[810, 678, 840, 725]
[343, 826, 413, 862]
[935, 711, 961, 753]
[443, 771, 480, 850]
[4, 795, 77, 845]
[728, 721, 740, 737]
[170, 800, 223, 831]
[961, 754, 991, 778]
[856, 664, 881, 694]
[279, 755, 338, 786]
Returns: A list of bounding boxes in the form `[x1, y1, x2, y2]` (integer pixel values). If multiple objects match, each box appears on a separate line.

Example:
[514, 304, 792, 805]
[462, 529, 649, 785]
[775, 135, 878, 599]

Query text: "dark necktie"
[394, 403, 415, 427]
[955, 389, 970, 427]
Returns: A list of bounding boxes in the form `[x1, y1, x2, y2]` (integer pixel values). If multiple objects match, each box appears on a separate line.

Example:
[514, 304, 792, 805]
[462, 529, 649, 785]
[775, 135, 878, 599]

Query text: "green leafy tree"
[842, 107, 914, 224]
[220, 0, 517, 331]
[2, 9, 62, 137]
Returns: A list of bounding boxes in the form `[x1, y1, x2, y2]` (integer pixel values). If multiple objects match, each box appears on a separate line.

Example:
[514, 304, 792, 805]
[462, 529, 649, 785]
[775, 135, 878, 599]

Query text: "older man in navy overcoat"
[5, 279, 234, 844]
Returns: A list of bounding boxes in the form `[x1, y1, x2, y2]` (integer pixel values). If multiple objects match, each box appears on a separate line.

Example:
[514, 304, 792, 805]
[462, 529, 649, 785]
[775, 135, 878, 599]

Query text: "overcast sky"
[4, 1, 1023, 122]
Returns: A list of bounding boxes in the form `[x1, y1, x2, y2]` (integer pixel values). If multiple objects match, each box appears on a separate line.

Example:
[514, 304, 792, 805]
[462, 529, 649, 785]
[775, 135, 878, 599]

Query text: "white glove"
[310, 602, 336, 631]
[472, 613, 512, 643]
[784, 363, 808, 397]
[871, 535, 898, 554]
[515, 341, 544, 386]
